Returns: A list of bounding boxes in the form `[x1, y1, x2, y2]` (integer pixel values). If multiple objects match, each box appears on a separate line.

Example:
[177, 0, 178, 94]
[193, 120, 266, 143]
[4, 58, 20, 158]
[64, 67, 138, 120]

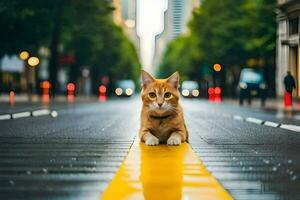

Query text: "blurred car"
[181, 81, 200, 98]
[115, 80, 135, 97]
[238, 68, 267, 105]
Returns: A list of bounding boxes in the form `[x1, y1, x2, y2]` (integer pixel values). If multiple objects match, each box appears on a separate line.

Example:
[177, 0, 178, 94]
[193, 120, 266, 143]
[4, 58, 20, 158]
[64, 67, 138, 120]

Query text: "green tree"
[0, 0, 54, 56]
[159, 0, 276, 95]
[0, 0, 141, 95]
[242, 0, 276, 94]
[159, 35, 201, 81]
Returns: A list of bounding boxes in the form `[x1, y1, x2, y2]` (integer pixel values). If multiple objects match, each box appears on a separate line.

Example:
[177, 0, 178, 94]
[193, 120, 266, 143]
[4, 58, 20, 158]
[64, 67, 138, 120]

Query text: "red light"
[67, 83, 75, 91]
[99, 95, 107, 102]
[99, 85, 107, 94]
[42, 81, 51, 89]
[208, 87, 215, 95]
[215, 87, 221, 95]
[214, 87, 222, 103]
[284, 91, 292, 108]
[9, 91, 14, 105]
[67, 94, 75, 103]
[42, 94, 50, 104]
[41, 81, 51, 95]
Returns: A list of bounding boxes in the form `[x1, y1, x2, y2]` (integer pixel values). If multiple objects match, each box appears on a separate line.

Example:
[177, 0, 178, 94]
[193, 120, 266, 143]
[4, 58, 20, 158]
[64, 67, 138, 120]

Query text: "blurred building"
[0, 55, 26, 93]
[276, 0, 300, 97]
[153, 0, 200, 70]
[112, 0, 140, 54]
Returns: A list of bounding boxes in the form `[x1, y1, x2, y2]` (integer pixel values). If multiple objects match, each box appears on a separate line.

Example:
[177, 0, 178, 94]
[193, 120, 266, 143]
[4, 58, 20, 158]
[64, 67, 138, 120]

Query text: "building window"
[289, 17, 299, 35]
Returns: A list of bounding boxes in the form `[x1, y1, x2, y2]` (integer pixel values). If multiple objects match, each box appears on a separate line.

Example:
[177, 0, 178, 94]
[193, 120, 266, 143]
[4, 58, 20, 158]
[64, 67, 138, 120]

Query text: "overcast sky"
[137, 0, 168, 72]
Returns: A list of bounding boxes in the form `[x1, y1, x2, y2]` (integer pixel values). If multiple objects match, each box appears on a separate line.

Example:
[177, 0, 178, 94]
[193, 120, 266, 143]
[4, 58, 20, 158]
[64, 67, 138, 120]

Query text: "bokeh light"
[115, 88, 123, 96]
[19, 51, 29, 60]
[215, 87, 221, 95]
[67, 83, 75, 91]
[182, 89, 189, 97]
[41, 81, 51, 89]
[27, 57, 40, 67]
[208, 87, 215, 95]
[99, 85, 107, 94]
[213, 64, 221, 72]
[192, 89, 199, 97]
[125, 88, 133, 96]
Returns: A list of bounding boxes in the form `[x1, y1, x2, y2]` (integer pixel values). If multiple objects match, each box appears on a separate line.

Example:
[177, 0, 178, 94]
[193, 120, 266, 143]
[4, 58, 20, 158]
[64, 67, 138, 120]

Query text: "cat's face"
[141, 70, 180, 115]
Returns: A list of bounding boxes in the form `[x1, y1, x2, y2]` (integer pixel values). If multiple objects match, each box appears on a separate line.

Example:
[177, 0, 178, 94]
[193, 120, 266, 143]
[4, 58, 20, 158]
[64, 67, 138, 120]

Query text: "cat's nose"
[158, 103, 163, 107]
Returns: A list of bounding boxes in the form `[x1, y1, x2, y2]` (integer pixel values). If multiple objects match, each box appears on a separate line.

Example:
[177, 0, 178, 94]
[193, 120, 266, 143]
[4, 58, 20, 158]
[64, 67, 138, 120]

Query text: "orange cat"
[139, 70, 189, 146]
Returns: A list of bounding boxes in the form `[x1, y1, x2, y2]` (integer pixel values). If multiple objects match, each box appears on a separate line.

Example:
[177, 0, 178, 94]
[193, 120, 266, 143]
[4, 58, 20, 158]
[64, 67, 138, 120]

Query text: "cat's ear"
[167, 71, 179, 89]
[141, 70, 155, 88]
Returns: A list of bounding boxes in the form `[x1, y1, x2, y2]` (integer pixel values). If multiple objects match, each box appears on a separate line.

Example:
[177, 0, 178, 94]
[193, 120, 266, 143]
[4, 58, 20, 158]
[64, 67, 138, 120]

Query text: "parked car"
[181, 81, 200, 98]
[238, 68, 267, 105]
[115, 80, 135, 97]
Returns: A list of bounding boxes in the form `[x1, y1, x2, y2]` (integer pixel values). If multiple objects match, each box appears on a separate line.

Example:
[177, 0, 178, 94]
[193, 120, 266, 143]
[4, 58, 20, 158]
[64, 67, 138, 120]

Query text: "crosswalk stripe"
[102, 139, 233, 200]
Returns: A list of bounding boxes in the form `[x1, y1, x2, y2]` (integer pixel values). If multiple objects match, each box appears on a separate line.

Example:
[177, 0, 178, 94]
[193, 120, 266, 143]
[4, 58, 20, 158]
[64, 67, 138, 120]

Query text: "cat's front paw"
[145, 135, 159, 146]
[167, 134, 182, 146]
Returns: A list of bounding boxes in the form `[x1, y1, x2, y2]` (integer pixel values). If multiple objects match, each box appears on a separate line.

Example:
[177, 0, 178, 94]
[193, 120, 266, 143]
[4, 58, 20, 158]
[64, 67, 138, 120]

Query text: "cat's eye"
[149, 92, 156, 98]
[164, 92, 172, 98]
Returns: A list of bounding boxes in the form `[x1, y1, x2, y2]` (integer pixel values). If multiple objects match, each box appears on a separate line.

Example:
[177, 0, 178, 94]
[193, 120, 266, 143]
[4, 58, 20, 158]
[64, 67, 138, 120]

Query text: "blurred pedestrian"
[283, 71, 296, 108]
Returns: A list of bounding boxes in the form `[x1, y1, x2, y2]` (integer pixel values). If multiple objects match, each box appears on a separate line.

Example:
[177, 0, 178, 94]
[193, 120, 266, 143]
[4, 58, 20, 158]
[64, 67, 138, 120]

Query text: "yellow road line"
[102, 139, 233, 200]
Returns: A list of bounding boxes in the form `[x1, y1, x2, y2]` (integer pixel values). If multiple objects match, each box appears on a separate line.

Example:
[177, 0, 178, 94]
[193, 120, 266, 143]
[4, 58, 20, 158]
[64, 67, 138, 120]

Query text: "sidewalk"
[0, 94, 99, 114]
[0, 94, 98, 103]
[222, 98, 300, 112]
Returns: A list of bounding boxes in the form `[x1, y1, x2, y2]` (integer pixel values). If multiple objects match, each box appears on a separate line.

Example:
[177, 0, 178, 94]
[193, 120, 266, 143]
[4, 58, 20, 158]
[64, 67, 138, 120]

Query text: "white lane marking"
[223, 112, 300, 132]
[222, 113, 231, 118]
[263, 121, 280, 128]
[245, 117, 263, 125]
[280, 124, 300, 132]
[1, 109, 57, 120]
[12, 112, 31, 119]
[32, 109, 50, 117]
[51, 110, 58, 118]
[233, 115, 244, 121]
[0, 114, 11, 120]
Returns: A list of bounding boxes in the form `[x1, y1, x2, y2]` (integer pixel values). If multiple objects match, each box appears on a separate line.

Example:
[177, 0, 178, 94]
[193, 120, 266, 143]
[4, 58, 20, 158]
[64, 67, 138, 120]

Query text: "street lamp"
[19, 51, 40, 100]
[213, 64, 221, 72]
[19, 51, 29, 60]
[26, 56, 40, 102]
[212, 64, 222, 89]
[27, 57, 40, 67]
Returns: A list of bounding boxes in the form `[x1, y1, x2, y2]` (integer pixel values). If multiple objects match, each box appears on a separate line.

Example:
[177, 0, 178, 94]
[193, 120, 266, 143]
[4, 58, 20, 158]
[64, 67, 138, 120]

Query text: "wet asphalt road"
[0, 97, 300, 200]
